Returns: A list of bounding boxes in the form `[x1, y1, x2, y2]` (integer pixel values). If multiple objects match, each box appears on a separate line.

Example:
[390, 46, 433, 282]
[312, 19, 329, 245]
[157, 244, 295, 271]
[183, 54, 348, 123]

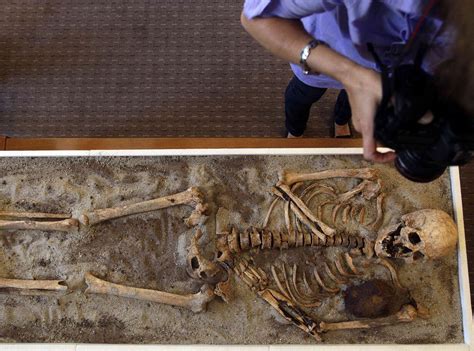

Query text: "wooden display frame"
[0, 140, 471, 350]
[2, 137, 362, 151]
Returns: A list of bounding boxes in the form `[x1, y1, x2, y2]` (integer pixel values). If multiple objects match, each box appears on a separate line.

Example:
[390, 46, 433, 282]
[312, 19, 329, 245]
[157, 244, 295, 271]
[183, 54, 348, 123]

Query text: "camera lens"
[395, 150, 447, 183]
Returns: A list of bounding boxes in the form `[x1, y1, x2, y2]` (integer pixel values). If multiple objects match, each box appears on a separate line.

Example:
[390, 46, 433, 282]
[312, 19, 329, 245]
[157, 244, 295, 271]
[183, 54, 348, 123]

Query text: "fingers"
[362, 133, 396, 163]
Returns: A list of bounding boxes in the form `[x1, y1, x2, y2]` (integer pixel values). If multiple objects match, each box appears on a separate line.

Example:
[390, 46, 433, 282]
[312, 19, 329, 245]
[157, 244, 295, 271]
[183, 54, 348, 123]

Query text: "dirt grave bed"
[0, 155, 463, 344]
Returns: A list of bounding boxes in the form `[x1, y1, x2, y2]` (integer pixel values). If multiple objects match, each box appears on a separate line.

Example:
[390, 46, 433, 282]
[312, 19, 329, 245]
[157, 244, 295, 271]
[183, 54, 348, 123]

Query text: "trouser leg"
[334, 89, 352, 125]
[284, 76, 327, 137]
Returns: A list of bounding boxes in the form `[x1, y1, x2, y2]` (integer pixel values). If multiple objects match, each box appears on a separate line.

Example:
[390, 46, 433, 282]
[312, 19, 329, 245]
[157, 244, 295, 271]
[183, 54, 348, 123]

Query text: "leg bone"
[319, 304, 417, 332]
[0, 218, 78, 232]
[0, 278, 67, 291]
[80, 187, 207, 227]
[85, 272, 214, 313]
[0, 211, 71, 220]
[278, 168, 378, 187]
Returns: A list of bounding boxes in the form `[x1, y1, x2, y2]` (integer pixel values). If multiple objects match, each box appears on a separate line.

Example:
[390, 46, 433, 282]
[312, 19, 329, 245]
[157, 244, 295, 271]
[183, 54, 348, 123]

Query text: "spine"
[218, 227, 371, 254]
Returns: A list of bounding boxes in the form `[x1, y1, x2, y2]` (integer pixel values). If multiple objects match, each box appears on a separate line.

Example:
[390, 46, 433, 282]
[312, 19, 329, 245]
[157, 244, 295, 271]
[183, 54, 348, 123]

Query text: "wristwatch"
[300, 39, 321, 75]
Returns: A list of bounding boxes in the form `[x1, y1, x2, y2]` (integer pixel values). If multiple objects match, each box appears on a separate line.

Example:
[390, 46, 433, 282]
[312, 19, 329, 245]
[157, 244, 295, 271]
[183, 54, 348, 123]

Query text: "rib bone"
[336, 180, 380, 204]
[263, 198, 280, 228]
[291, 264, 321, 307]
[323, 262, 347, 285]
[300, 183, 336, 202]
[278, 168, 378, 187]
[313, 267, 340, 294]
[335, 256, 356, 277]
[271, 264, 291, 300]
[378, 258, 405, 290]
[289, 202, 326, 242]
[368, 193, 385, 229]
[80, 187, 207, 227]
[85, 272, 214, 313]
[0, 218, 79, 232]
[273, 184, 335, 237]
[344, 253, 361, 275]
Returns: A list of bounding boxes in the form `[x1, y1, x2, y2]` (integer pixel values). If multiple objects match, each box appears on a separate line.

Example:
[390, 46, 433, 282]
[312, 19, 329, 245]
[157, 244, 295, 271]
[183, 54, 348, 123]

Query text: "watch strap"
[300, 39, 320, 75]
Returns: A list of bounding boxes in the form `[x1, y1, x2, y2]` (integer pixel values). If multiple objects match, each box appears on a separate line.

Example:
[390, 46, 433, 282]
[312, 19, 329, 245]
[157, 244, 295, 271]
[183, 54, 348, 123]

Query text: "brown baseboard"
[4, 137, 363, 151]
[0, 136, 6, 151]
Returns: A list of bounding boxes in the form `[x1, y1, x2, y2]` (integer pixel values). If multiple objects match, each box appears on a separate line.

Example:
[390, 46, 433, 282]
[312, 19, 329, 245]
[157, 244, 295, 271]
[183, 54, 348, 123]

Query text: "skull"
[186, 229, 226, 284]
[374, 209, 457, 263]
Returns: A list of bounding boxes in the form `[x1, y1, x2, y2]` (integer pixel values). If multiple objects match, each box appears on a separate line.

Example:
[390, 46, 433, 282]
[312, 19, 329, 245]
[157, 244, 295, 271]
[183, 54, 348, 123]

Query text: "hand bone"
[0, 277, 67, 291]
[258, 288, 321, 341]
[0, 218, 79, 232]
[85, 272, 215, 313]
[80, 187, 207, 227]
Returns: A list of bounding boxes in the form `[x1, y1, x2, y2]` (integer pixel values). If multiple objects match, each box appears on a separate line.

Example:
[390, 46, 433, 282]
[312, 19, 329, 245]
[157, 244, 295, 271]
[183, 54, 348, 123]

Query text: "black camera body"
[374, 63, 474, 182]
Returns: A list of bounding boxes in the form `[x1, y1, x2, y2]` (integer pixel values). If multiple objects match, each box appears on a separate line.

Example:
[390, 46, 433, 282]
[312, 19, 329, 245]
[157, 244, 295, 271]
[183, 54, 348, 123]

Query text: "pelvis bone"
[186, 228, 226, 284]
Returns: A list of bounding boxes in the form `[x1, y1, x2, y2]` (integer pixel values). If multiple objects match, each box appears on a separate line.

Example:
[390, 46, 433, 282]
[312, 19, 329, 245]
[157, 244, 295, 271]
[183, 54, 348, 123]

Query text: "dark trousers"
[284, 76, 352, 136]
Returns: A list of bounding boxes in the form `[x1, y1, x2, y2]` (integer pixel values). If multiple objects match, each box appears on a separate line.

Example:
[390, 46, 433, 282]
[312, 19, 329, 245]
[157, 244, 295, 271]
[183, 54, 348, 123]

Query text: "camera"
[373, 61, 474, 183]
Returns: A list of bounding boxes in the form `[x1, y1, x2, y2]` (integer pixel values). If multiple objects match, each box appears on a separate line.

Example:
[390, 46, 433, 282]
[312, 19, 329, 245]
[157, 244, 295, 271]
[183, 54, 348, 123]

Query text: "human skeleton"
[0, 168, 458, 341]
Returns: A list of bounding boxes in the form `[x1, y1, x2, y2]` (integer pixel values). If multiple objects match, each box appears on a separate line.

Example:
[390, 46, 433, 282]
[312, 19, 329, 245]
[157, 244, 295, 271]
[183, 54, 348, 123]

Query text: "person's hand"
[343, 66, 396, 163]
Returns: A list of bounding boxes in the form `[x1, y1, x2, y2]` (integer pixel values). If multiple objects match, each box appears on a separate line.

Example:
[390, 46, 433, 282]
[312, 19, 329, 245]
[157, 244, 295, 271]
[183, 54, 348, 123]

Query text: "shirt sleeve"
[422, 22, 456, 73]
[242, 0, 339, 20]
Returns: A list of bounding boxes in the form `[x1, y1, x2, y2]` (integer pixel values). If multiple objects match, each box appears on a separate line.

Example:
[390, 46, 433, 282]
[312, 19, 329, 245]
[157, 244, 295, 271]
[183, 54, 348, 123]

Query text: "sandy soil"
[0, 155, 463, 344]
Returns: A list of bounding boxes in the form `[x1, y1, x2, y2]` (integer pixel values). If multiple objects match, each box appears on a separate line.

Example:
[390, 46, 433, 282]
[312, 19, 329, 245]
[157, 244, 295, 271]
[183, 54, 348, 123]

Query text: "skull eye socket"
[408, 232, 421, 245]
[191, 257, 200, 270]
[413, 252, 425, 260]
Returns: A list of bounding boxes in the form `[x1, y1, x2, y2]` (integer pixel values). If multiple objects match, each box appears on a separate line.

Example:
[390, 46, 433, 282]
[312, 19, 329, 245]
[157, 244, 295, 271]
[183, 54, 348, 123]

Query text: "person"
[240, 0, 454, 163]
